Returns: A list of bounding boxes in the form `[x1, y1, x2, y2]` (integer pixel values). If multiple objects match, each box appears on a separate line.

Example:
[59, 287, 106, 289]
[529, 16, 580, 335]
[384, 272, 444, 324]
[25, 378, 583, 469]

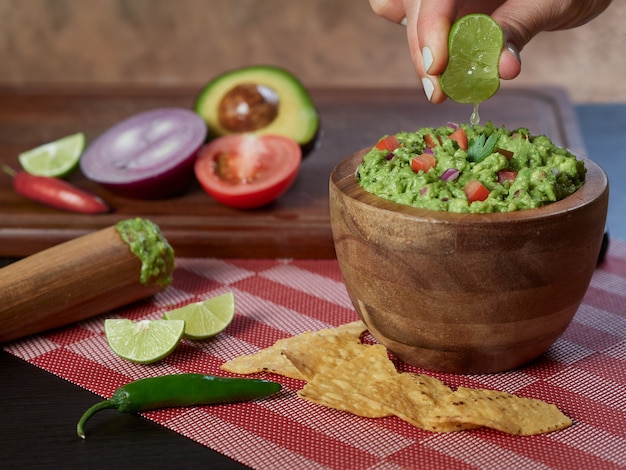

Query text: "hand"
[369, 0, 613, 103]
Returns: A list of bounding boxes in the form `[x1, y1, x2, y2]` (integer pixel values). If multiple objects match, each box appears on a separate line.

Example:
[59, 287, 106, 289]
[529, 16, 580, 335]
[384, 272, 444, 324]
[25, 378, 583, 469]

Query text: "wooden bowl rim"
[330, 148, 609, 224]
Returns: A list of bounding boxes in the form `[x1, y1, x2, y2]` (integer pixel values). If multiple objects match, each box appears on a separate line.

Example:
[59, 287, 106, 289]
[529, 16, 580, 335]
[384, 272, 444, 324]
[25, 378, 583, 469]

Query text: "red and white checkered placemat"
[5, 240, 626, 470]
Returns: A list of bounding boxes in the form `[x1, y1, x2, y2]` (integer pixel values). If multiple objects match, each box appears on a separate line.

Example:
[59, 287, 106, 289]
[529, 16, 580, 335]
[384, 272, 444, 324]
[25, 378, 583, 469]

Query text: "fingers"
[369, 0, 407, 24]
[415, 0, 457, 76]
[369, 0, 452, 102]
[491, 0, 611, 81]
[499, 42, 522, 81]
[414, 0, 521, 101]
[489, 0, 560, 82]
[415, 0, 525, 100]
[410, 0, 461, 103]
[493, 0, 612, 49]
[371, 0, 613, 104]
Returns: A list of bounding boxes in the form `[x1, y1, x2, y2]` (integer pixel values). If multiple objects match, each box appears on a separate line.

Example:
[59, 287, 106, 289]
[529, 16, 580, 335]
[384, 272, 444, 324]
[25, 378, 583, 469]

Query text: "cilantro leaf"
[467, 132, 500, 163]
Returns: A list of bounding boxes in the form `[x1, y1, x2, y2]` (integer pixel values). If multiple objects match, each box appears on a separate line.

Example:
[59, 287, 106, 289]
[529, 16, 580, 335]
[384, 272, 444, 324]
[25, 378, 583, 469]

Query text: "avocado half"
[194, 65, 320, 150]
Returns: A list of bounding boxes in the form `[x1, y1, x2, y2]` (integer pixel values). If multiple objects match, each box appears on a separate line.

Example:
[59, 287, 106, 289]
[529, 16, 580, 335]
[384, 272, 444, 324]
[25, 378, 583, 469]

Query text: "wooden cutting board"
[0, 86, 585, 259]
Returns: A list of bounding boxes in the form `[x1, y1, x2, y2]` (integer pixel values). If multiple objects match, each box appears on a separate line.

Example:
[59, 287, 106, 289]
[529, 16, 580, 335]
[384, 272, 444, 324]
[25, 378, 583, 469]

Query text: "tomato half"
[194, 134, 301, 209]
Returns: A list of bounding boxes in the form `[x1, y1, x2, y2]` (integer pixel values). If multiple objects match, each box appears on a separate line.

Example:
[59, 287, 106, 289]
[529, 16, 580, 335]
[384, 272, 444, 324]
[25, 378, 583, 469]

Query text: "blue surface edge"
[576, 104, 625, 242]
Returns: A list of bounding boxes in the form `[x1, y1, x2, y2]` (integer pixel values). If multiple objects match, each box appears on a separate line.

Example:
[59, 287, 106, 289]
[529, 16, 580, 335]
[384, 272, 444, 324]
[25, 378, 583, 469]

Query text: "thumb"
[491, 1, 557, 81]
[493, 0, 612, 54]
[491, 4, 545, 54]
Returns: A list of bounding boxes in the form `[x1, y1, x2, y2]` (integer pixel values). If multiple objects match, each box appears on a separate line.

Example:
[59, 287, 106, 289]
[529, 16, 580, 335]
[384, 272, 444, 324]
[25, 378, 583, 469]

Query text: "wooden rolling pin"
[0, 218, 175, 342]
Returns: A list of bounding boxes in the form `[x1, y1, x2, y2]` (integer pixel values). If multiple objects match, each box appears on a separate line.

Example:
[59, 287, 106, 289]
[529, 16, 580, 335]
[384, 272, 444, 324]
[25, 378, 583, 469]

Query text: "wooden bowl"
[330, 149, 609, 373]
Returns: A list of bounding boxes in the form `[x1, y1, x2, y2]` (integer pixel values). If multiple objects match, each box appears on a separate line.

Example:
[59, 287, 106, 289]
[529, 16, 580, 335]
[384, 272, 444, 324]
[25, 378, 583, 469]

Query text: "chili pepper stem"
[77, 400, 116, 439]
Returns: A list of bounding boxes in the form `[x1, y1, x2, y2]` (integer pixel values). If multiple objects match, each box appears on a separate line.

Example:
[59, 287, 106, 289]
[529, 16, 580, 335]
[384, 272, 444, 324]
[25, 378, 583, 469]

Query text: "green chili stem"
[77, 400, 116, 439]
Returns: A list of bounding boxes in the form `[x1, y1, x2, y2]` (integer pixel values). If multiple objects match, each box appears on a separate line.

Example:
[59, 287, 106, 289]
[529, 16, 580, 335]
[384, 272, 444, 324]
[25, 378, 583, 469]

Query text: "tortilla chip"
[330, 320, 368, 338]
[282, 332, 368, 380]
[372, 373, 480, 432]
[297, 344, 398, 418]
[220, 321, 367, 380]
[430, 387, 573, 436]
[220, 338, 306, 380]
[222, 319, 571, 436]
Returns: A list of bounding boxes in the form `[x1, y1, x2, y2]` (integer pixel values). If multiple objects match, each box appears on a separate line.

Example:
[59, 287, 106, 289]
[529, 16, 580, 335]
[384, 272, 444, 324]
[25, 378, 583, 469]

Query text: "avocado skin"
[194, 65, 320, 154]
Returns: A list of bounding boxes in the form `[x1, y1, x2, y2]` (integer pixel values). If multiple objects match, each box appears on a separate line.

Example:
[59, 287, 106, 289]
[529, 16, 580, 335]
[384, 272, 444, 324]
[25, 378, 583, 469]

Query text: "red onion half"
[81, 108, 207, 199]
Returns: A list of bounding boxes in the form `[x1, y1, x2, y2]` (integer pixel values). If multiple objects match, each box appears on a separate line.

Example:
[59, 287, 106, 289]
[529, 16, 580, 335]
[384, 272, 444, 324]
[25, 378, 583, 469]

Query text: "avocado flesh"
[194, 66, 319, 147]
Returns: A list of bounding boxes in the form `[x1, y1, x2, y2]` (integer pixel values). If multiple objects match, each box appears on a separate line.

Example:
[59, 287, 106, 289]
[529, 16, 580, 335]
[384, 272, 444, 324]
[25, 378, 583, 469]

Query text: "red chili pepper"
[4, 166, 110, 214]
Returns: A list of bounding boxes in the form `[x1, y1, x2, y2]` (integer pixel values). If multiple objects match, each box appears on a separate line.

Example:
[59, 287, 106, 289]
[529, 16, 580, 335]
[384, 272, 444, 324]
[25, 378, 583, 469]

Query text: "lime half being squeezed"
[439, 14, 504, 106]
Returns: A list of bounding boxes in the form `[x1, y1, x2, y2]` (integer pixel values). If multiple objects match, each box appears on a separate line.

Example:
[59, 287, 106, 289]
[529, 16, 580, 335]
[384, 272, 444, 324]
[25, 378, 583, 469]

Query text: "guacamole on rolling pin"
[357, 122, 586, 213]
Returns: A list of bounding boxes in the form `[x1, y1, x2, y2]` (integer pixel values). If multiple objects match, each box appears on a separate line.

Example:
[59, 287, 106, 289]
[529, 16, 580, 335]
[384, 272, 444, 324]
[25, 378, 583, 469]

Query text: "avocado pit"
[218, 84, 279, 132]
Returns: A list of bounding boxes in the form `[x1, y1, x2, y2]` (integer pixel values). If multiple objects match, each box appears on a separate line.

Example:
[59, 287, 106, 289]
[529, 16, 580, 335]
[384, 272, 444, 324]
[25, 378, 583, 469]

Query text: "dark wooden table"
[0, 86, 589, 469]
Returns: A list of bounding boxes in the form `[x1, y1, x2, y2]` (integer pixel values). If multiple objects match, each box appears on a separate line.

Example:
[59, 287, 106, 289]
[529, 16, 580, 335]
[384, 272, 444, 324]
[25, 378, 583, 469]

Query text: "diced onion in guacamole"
[357, 122, 586, 213]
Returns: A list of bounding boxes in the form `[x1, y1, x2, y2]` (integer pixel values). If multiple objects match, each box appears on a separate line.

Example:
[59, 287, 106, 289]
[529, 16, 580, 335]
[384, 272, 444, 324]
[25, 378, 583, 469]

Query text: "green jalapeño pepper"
[77, 373, 281, 438]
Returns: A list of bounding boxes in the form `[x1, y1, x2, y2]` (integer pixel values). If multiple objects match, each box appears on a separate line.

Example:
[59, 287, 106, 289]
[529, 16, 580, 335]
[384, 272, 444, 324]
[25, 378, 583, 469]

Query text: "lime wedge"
[18, 132, 86, 178]
[164, 292, 235, 340]
[439, 14, 504, 104]
[104, 318, 184, 364]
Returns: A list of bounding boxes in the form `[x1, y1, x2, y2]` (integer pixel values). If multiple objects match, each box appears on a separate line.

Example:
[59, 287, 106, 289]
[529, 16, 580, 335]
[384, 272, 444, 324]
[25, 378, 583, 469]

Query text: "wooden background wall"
[0, 0, 623, 103]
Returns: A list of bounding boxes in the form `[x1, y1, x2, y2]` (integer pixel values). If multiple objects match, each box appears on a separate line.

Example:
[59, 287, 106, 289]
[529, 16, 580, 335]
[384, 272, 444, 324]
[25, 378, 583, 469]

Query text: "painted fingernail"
[506, 42, 521, 63]
[421, 77, 434, 101]
[422, 46, 434, 74]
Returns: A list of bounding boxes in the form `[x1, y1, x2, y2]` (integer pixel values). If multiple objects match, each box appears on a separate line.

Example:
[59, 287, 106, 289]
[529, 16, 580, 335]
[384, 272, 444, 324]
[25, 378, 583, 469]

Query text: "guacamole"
[115, 218, 175, 288]
[357, 122, 586, 213]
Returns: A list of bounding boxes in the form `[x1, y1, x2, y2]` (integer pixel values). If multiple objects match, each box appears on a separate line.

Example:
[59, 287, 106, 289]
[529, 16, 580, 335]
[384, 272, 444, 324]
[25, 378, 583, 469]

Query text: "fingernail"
[422, 47, 433, 73]
[400, 17, 407, 26]
[421, 77, 434, 101]
[506, 42, 521, 64]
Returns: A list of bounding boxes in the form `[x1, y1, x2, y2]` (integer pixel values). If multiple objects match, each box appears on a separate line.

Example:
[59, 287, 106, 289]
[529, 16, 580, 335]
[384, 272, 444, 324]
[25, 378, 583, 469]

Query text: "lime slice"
[439, 14, 504, 104]
[18, 132, 86, 177]
[164, 292, 235, 340]
[104, 318, 184, 364]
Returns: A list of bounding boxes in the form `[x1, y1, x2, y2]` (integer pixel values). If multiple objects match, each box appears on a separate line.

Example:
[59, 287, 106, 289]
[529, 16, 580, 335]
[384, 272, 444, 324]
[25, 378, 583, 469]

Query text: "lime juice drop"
[470, 103, 480, 125]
